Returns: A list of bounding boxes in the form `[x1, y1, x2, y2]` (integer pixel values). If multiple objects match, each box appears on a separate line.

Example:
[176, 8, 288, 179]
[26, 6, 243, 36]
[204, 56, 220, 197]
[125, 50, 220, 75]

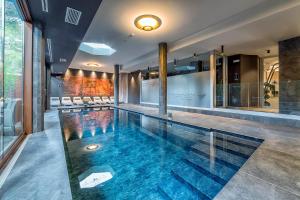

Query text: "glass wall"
[216, 52, 281, 113]
[140, 52, 211, 108]
[0, 0, 24, 158]
[263, 56, 279, 112]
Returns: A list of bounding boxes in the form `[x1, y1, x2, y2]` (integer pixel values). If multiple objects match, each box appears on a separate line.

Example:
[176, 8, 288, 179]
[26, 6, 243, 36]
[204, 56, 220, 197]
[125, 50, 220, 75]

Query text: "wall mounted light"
[78, 69, 84, 76]
[134, 14, 162, 31]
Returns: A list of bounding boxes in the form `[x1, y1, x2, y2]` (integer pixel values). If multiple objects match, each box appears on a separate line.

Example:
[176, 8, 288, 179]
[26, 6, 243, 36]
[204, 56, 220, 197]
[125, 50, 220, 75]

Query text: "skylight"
[79, 42, 116, 56]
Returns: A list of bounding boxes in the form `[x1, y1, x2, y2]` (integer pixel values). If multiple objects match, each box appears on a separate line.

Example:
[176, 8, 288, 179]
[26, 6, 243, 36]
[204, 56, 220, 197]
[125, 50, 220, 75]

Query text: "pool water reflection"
[60, 108, 263, 200]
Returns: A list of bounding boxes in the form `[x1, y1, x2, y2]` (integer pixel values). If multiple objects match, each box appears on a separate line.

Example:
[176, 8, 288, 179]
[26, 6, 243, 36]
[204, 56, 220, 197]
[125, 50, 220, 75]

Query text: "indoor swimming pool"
[60, 108, 263, 200]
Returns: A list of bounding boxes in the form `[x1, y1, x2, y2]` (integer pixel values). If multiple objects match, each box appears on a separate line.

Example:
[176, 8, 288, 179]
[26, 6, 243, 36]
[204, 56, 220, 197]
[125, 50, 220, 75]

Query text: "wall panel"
[50, 69, 114, 97]
[141, 71, 211, 108]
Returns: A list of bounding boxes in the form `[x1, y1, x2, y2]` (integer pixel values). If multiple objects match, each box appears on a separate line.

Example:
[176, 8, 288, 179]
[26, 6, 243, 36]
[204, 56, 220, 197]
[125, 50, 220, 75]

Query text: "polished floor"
[0, 104, 299, 199]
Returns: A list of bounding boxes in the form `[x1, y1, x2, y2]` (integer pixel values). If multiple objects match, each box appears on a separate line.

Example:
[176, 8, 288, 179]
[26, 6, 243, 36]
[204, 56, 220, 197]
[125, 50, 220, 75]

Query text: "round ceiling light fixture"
[86, 63, 101, 68]
[134, 14, 162, 31]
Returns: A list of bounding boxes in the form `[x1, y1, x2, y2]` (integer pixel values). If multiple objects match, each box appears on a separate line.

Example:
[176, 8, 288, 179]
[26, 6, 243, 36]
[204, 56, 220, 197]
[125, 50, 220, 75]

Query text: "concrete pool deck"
[0, 105, 299, 199]
[0, 110, 72, 200]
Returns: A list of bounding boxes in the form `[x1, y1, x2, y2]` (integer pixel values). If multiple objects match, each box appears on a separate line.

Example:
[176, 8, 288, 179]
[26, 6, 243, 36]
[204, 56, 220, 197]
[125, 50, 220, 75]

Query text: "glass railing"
[216, 80, 300, 115]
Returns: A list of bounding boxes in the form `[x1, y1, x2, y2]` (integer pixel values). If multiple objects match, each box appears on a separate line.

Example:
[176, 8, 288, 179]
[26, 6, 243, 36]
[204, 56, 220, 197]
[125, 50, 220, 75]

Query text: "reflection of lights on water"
[91, 129, 96, 136]
[78, 130, 83, 139]
[103, 128, 106, 134]
[64, 128, 71, 142]
[80, 172, 113, 188]
[209, 132, 216, 170]
[90, 126, 96, 136]
[85, 144, 101, 151]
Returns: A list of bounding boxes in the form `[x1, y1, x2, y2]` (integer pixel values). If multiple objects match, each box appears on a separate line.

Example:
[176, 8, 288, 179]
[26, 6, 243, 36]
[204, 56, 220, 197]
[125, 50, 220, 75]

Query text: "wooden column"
[24, 22, 33, 134]
[159, 42, 167, 115]
[210, 50, 216, 108]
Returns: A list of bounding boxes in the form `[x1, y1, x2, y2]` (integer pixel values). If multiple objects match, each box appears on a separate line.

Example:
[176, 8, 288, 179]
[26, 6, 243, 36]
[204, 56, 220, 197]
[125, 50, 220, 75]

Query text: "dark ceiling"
[26, 0, 103, 73]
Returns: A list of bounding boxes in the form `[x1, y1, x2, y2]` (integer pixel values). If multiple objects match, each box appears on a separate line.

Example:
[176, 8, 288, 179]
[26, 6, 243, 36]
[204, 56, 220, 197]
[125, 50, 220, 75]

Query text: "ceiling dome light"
[86, 63, 100, 67]
[134, 15, 162, 31]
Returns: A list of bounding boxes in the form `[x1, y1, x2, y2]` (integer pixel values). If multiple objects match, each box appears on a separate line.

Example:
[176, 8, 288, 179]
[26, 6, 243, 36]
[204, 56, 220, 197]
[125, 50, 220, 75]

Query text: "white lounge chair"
[73, 97, 84, 105]
[61, 97, 74, 106]
[73, 108, 82, 113]
[83, 97, 95, 105]
[50, 97, 60, 107]
[109, 96, 115, 104]
[62, 109, 71, 113]
[93, 97, 104, 105]
[102, 96, 111, 104]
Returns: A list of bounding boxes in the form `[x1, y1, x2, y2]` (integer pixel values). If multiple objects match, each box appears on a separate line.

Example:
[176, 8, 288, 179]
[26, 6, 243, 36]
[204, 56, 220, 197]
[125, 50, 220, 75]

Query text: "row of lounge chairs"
[50, 96, 115, 107]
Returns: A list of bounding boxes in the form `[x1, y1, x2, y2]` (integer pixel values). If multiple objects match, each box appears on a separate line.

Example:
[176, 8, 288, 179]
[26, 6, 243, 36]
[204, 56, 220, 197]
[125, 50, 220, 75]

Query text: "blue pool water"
[60, 108, 263, 200]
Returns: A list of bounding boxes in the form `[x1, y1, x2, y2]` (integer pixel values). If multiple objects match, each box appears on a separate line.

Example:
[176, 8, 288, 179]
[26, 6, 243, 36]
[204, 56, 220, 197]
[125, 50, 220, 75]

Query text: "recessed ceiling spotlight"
[79, 42, 116, 56]
[134, 14, 162, 31]
[129, 33, 135, 37]
[85, 144, 101, 151]
[86, 63, 101, 67]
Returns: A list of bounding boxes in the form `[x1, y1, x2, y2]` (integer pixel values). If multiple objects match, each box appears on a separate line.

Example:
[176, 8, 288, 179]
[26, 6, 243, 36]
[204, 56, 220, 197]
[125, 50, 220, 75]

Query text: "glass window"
[0, 0, 4, 158]
[1, 0, 24, 157]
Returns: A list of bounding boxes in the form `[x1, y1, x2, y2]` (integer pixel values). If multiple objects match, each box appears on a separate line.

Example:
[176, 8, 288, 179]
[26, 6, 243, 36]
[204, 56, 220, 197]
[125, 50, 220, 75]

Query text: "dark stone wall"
[279, 36, 300, 115]
[128, 71, 141, 104]
[32, 24, 45, 132]
[50, 76, 64, 97]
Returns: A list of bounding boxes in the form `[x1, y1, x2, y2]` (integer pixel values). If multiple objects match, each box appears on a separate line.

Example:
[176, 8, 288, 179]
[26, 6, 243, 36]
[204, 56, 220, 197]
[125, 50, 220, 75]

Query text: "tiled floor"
[117, 104, 300, 200]
[0, 104, 300, 200]
[0, 110, 72, 200]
